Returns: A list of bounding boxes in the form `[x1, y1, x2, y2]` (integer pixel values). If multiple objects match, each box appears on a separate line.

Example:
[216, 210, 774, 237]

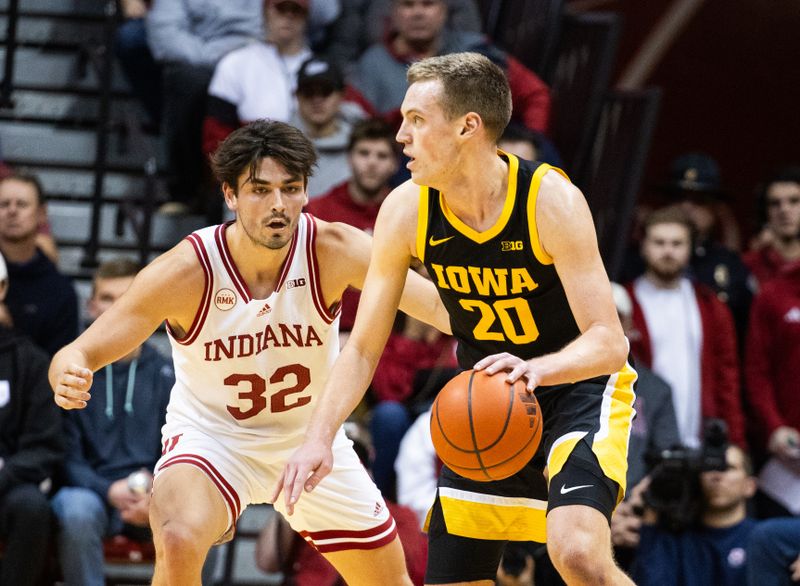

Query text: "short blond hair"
[407, 52, 512, 142]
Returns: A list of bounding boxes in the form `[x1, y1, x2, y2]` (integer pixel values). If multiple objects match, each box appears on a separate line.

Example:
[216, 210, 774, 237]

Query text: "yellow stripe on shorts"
[436, 486, 548, 542]
[547, 362, 638, 503]
[592, 361, 638, 502]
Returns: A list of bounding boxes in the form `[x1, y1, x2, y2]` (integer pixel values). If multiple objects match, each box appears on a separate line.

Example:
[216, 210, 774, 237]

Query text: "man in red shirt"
[305, 118, 399, 331]
[744, 166, 800, 285]
[746, 263, 800, 472]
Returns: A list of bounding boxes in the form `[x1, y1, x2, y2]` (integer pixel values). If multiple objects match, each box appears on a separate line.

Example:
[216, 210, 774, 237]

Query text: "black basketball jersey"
[417, 154, 581, 368]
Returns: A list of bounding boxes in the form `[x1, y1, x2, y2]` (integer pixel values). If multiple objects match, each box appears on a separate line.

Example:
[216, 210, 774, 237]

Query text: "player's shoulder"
[139, 238, 207, 289]
[311, 217, 371, 259]
[535, 167, 587, 219]
[381, 180, 421, 217]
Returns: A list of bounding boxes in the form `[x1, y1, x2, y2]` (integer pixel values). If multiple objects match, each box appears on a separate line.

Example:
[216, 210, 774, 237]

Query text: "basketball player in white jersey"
[49, 120, 449, 585]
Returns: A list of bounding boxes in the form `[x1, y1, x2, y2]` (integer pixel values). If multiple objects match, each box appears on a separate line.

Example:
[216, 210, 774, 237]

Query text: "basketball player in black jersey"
[275, 52, 637, 585]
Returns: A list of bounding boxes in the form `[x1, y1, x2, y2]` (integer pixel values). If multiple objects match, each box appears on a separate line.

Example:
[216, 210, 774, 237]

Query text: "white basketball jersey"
[165, 214, 341, 455]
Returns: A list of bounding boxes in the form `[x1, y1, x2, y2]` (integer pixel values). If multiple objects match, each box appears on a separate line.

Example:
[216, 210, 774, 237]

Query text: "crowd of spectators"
[1, 0, 800, 584]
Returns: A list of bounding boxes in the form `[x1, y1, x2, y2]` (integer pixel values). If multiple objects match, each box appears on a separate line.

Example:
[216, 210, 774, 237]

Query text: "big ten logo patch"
[286, 278, 307, 289]
[501, 240, 524, 251]
[215, 288, 237, 311]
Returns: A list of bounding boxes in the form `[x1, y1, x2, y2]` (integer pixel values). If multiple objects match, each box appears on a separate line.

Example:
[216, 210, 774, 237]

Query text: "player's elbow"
[605, 330, 629, 372]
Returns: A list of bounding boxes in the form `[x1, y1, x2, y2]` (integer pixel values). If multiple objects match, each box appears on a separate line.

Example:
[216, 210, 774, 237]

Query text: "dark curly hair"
[209, 119, 317, 193]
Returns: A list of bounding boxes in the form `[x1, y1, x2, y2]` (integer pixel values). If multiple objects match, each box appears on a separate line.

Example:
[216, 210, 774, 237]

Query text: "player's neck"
[438, 150, 509, 232]
[226, 223, 289, 298]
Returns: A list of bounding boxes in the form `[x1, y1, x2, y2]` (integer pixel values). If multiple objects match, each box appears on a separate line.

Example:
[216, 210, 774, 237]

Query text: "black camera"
[643, 418, 729, 532]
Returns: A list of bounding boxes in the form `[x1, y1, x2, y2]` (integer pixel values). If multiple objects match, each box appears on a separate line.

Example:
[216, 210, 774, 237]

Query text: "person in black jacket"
[0, 173, 79, 356]
[50, 258, 173, 586]
[0, 251, 64, 586]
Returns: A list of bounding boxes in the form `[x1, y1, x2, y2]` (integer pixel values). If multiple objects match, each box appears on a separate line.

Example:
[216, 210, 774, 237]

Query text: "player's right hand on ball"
[270, 439, 333, 516]
[52, 364, 93, 410]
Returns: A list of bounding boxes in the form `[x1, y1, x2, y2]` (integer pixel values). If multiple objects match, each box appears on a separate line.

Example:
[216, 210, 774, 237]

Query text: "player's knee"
[154, 520, 203, 555]
[548, 526, 605, 582]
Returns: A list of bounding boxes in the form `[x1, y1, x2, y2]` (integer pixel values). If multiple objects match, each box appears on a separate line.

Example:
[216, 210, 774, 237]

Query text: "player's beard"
[241, 214, 295, 250]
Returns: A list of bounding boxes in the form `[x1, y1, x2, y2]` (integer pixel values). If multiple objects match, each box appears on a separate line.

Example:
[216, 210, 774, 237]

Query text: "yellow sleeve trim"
[526, 164, 570, 266]
[416, 186, 430, 262]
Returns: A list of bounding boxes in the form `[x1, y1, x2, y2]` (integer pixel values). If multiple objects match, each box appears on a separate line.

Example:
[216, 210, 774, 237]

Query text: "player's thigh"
[546, 503, 612, 558]
[322, 536, 411, 586]
[150, 464, 229, 546]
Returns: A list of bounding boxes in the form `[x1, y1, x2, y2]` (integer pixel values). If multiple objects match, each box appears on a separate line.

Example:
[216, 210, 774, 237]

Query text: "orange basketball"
[430, 369, 543, 481]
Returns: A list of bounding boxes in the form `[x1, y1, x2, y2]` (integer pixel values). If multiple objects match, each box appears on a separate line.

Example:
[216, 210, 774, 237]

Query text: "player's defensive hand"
[270, 439, 333, 516]
[51, 364, 93, 410]
[474, 353, 539, 392]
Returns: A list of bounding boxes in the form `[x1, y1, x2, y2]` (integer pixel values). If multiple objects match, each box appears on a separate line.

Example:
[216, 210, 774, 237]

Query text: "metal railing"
[0, 0, 19, 108]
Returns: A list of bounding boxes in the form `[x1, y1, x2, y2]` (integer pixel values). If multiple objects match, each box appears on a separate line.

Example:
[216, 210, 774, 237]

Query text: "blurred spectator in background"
[0, 251, 64, 586]
[745, 261, 800, 518]
[498, 121, 562, 168]
[202, 0, 312, 159]
[114, 0, 161, 133]
[368, 305, 457, 500]
[631, 445, 759, 586]
[747, 518, 800, 586]
[626, 206, 745, 448]
[255, 422, 427, 585]
[291, 57, 368, 198]
[744, 166, 800, 286]
[0, 173, 78, 356]
[611, 283, 681, 490]
[395, 405, 438, 529]
[665, 153, 754, 342]
[317, 0, 481, 70]
[146, 0, 262, 214]
[365, 0, 481, 50]
[50, 259, 173, 586]
[305, 118, 398, 330]
[609, 282, 680, 570]
[352, 0, 550, 134]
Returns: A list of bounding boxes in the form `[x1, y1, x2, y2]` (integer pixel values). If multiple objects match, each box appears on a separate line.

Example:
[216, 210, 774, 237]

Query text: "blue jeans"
[51, 487, 120, 586]
[747, 517, 800, 586]
[370, 401, 412, 501]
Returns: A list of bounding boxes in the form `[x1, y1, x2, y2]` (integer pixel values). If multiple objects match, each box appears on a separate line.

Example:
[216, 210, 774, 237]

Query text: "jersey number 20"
[224, 364, 311, 420]
[460, 298, 539, 343]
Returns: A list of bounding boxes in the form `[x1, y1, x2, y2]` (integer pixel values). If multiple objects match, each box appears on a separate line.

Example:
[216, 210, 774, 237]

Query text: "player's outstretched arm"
[271, 184, 419, 514]
[317, 220, 450, 334]
[475, 170, 629, 389]
[49, 241, 204, 410]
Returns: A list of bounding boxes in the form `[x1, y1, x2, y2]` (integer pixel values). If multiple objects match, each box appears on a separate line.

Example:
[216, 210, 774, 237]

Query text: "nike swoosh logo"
[560, 484, 593, 495]
[429, 235, 455, 247]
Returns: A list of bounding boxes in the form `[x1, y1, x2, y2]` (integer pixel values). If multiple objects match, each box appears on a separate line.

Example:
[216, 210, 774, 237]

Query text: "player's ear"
[460, 112, 481, 137]
[222, 181, 238, 211]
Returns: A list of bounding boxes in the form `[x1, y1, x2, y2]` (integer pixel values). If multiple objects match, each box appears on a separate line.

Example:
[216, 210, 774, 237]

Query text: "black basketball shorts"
[424, 363, 637, 584]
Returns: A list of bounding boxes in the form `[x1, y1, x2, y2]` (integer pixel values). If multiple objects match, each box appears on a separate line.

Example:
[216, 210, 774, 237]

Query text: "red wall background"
[591, 0, 800, 237]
